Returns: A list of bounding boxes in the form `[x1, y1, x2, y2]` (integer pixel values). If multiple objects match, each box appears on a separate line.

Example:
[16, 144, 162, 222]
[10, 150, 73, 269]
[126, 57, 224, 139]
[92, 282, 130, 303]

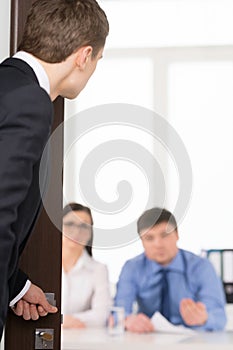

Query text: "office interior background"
[1, 0, 233, 286]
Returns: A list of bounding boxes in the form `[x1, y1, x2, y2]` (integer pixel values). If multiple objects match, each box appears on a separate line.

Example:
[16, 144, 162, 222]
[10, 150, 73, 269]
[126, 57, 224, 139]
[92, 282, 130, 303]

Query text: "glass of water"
[107, 306, 125, 336]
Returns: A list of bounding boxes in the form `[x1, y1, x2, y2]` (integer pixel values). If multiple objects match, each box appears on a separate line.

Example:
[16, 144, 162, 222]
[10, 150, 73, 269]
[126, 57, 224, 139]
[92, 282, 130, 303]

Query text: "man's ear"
[75, 46, 93, 70]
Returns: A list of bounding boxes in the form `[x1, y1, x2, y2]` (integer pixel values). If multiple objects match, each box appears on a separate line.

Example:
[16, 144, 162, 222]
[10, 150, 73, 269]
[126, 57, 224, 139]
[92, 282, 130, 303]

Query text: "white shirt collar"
[67, 250, 94, 274]
[13, 51, 50, 96]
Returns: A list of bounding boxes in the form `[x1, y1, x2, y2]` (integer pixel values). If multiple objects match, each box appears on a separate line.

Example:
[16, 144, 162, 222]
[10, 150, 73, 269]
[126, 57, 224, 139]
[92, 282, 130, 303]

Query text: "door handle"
[35, 329, 54, 349]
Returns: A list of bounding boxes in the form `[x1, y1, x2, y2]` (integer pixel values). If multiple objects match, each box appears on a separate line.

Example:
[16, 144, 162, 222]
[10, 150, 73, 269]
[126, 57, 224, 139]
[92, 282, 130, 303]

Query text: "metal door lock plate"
[35, 328, 54, 349]
[45, 292, 56, 306]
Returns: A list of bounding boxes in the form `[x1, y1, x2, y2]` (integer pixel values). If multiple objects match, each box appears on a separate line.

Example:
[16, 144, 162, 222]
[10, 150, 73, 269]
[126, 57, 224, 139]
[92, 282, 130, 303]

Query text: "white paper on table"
[151, 312, 196, 335]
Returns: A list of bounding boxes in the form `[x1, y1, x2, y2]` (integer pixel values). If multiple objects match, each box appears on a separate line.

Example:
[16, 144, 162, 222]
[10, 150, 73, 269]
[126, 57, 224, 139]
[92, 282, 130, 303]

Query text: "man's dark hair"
[19, 0, 109, 62]
[137, 207, 177, 234]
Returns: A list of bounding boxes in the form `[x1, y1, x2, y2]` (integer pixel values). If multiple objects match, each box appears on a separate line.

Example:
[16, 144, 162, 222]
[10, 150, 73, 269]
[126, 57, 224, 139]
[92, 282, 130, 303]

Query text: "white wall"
[64, 0, 233, 284]
[0, 0, 10, 61]
[100, 0, 233, 48]
[0, 1, 10, 347]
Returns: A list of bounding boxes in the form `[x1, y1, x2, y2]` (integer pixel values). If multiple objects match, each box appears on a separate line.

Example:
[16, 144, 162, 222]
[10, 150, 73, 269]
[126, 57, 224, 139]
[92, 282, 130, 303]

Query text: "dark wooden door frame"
[5, 1, 63, 349]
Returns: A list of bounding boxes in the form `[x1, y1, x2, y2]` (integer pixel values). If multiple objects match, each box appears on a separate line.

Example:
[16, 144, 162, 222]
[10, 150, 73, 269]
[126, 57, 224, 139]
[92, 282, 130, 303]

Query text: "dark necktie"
[160, 269, 170, 321]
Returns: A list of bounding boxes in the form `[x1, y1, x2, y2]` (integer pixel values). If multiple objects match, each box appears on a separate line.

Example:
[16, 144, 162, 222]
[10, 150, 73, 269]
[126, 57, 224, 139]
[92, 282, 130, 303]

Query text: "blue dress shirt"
[115, 249, 227, 331]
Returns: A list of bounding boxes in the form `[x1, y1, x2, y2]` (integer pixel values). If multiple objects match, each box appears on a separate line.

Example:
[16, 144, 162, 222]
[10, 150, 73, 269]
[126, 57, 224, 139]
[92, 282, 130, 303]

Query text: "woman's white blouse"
[62, 250, 111, 327]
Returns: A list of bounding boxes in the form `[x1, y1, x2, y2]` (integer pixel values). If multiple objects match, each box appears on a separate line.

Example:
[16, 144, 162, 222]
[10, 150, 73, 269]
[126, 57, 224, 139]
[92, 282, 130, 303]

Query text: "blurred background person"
[62, 203, 111, 328]
[115, 207, 227, 333]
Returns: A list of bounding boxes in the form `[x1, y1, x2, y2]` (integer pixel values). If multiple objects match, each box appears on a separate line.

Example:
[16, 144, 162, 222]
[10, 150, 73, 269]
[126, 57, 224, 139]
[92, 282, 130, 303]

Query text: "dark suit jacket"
[0, 57, 53, 327]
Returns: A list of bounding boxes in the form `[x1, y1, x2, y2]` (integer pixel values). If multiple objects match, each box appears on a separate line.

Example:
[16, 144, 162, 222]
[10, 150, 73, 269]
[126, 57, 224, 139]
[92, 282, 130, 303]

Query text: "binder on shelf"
[222, 250, 233, 282]
[202, 249, 233, 303]
[222, 250, 233, 303]
[208, 250, 222, 278]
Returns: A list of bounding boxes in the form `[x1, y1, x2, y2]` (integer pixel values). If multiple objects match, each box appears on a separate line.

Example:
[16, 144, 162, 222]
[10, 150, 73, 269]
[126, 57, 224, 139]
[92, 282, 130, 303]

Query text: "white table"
[61, 328, 233, 350]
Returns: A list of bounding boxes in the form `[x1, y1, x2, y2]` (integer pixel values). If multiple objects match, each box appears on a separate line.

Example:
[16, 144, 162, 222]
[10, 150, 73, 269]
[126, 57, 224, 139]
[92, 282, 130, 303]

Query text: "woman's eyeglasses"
[63, 221, 91, 232]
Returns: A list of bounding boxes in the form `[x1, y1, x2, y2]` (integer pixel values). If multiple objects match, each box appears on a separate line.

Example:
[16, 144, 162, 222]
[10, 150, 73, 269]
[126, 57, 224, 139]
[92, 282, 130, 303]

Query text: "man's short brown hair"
[137, 207, 178, 234]
[18, 0, 109, 63]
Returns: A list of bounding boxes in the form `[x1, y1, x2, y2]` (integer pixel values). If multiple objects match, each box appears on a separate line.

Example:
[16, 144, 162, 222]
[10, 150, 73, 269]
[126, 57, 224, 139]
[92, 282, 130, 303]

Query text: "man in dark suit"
[0, 0, 109, 340]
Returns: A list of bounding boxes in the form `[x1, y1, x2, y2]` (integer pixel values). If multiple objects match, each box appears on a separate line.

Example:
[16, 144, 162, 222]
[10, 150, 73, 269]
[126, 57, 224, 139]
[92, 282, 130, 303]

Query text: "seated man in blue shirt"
[115, 207, 226, 333]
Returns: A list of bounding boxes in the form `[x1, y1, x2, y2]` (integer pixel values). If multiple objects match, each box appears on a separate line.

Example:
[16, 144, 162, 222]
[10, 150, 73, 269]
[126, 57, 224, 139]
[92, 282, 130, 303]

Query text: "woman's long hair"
[63, 202, 93, 256]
